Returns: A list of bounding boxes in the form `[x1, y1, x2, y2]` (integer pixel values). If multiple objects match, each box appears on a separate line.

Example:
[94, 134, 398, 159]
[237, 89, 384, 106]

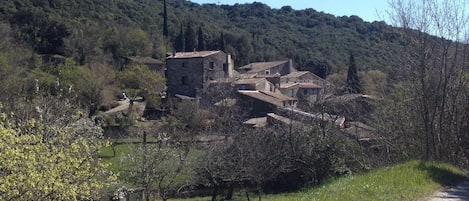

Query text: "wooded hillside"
[0, 0, 403, 75]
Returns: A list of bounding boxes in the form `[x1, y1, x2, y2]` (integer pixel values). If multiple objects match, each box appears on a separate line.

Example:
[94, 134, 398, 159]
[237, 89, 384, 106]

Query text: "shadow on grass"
[417, 161, 467, 186]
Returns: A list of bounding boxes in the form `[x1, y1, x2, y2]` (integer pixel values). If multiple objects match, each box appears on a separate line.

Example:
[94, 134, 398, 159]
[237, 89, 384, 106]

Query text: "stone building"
[166, 50, 234, 97]
[280, 71, 334, 101]
[237, 60, 296, 77]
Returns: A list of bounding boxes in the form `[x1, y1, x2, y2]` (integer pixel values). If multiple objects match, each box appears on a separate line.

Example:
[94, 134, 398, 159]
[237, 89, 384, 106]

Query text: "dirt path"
[104, 100, 130, 114]
[425, 181, 469, 201]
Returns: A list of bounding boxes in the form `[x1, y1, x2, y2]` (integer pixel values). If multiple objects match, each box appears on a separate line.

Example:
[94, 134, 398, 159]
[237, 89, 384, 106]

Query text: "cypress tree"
[163, 0, 168, 37]
[174, 23, 185, 52]
[346, 53, 362, 94]
[197, 26, 205, 51]
[184, 23, 196, 52]
[220, 31, 226, 52]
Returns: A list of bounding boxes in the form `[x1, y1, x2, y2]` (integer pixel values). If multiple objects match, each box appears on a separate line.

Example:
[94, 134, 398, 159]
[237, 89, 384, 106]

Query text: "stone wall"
[166, 51, 229, 97]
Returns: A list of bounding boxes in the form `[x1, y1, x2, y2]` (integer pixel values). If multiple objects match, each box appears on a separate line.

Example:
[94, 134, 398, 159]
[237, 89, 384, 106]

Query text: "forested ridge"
[0, 0, 403, 74]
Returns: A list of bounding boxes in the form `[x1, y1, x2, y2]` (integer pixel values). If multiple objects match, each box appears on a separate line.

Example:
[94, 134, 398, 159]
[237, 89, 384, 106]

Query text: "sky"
[190, 0, 390, 23]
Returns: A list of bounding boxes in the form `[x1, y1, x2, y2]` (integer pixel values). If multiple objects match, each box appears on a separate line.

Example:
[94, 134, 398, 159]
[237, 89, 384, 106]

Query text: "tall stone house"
[166, 50, 234, 97]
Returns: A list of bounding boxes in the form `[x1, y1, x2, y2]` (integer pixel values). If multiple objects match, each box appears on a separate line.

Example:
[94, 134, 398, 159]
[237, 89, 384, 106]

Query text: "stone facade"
[280, 71, 335, 99]
[166, 50, 234, 97]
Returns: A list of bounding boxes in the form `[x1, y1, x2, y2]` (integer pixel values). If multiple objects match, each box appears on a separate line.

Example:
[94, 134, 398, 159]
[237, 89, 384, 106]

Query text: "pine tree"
[346, 53, 362, 94]
[163, 0, 168, 37]
[184, 23, 196, 52]
[197, 26, 205, 51]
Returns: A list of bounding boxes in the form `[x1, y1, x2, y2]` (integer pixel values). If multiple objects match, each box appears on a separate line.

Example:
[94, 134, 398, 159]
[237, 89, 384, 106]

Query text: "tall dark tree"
[197, 26, 205, 51]
[346, 53, 361, 94]
[174, 24, 185, 52]
[163, 0, 168, 37]
[219, 31, 226, 52]
[184, 23, 196, 52]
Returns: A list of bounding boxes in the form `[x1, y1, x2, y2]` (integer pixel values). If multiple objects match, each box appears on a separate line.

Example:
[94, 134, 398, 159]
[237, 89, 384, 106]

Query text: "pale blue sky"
[190, 0, 390, 22]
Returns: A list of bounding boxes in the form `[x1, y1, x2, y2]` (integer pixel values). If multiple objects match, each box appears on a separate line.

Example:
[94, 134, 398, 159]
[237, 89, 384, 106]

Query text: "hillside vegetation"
[0, 0, 402, 74]
[173, 160, 467, 201]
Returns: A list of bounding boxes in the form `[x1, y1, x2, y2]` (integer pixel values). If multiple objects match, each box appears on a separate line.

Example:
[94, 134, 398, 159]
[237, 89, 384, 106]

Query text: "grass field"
[99, 142, 204, 186]
[172, 160, 466, 201]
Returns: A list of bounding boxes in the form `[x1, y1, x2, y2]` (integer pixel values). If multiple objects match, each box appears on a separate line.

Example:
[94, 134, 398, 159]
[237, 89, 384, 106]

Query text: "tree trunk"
[211, 186, 218, 201]
[245, 191, 251, 201]
[225, 184, 234, 200]
[111, 143, 116, 157]
[257, 189, 262, 201]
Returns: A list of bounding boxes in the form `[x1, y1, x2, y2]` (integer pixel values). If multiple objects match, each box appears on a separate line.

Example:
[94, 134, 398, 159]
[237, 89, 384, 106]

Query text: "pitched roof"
[267, 113, 301, 125]
[281, 71, 309, 78]
[238, 90, 296, 107]
[167, 50, 221, 59]
[281, 107, 345, 128]
[234, 78, 267, 85]
[280, 83, 300, 89]
[238, 90, 282, 107]
[238, 60, 289, 73]
[281, 82, 321, 89]
[261, 91, 296, 101]
[243, 117, 267, 128]
[299, 83, 322, 88]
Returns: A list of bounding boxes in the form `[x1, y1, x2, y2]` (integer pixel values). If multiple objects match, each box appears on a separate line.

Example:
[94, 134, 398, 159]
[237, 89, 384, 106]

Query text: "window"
[265, 70, 270, 75]
[303, 89, 308, 95]
[209, 62, 214, 70]
[181, 76, 188, 85]
[182, 62, 187, 68]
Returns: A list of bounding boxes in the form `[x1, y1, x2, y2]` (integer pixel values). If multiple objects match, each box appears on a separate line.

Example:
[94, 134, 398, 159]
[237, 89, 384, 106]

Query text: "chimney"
[226, 54, 234, 78]
[288, 59, 294, 73]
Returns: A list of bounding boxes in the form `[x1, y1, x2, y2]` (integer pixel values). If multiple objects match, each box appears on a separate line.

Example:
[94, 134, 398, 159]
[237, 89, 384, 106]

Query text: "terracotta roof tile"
[238, 90, 296, 107]
[281, 71, 309, 78]
[238, 60, 289, 73]
[167, 51, 221, 59]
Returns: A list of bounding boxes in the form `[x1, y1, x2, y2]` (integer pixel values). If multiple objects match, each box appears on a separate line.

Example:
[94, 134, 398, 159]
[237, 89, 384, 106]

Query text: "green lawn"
[173, 160, 466, 201]
[99, 142, 204, 186]
[99, 143, 131, 173]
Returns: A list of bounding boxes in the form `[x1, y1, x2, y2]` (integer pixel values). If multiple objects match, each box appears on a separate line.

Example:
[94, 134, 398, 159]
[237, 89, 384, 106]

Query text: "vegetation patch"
[173, 160, 466, 201]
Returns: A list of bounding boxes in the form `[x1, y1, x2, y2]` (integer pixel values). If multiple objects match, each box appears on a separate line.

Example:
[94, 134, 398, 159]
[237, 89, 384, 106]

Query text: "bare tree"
[385, 0, 469, 165]
[121, 131, 189, 201]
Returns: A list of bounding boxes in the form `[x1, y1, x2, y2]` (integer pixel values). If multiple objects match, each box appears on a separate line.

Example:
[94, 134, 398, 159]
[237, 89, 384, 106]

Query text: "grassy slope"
[174, 160, 466, 201]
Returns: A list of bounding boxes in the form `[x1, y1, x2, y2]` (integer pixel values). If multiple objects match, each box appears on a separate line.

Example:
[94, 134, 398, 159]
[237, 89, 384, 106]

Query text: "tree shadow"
[417, 161, 467, 186]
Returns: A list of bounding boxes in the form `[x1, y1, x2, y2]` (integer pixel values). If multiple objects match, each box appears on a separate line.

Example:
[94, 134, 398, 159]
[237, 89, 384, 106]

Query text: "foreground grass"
[174, 160, 466, 201]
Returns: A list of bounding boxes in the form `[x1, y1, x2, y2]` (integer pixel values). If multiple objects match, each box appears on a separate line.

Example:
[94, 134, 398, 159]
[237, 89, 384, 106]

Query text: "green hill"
[0, 0, 403, 75]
